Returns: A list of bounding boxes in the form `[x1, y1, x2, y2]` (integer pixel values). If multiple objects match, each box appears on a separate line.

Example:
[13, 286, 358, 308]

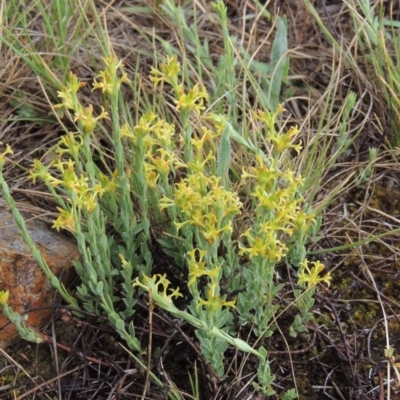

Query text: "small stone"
[0, 204, 77, 348]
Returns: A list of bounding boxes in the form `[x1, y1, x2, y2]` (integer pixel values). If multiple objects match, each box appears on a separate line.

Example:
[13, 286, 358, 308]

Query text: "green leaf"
[96, 281, 104, 296]
[115, 318, 125, 331]
[50, 275, 61, 289]
[269, 15, 288, 110]
[128, 321, 136, 338]
[217, 123, 231, 179]
[282, 389, 298, 400]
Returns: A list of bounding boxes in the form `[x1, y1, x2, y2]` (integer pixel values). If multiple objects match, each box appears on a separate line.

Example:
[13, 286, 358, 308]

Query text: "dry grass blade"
[0, 347, 53, 400]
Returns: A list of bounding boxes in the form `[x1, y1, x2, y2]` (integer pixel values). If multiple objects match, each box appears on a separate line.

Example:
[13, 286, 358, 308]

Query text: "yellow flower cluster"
[29, 57, 133, 233]
[120, 112, 185, 188]
[239, 154, 301, 262]
[297, 259, 331, 288]
[73, 104, 109, 135]
[55, 58, 125, 135]
[55, 71, 85, 111]
[187, 249, 235, 312]
[149, 54, 208, 114]
[92, 56, 130, 96]
[174, 83, 208, 113]
[149, 55, 180, 87]
[132, 273, 183, 309]
[254, 105, 302, 155]
[30, 158, 106, 231]
[121, 63, 241, 247]
[148, 111, 242, 243]
[239, 109, 314, 266]
[161, 171, 242, 244]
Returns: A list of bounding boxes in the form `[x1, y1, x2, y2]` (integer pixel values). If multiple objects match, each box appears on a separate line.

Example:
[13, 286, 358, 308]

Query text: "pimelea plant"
[0, 51, 331, 397]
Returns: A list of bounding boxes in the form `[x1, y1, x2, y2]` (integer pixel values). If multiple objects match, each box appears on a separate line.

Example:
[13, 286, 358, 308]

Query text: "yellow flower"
[198, 281, 236, 312]
[189, 209, 205, 229]
[145, 167, 159, 188]
[56, 132, 83, 159]
[67, 71, 86, 94]
[297, 259, 331, 288]
[0, 143, 13, 164]
[153, 121, 175, 148]
[54, 72, 86, 110]
[0, 290, 9, 305]
[187, 249, 219, 286]
[92, 73, 113, 94]
[172, 180, 202, 213]
[239, 230, 288, 262]
[55, 86, 75, 110]
[149, 54, 180, 87]
[146, 148, 178, 176]
[241, 155, 278, 190]
[53, 208, 76, 232]
[201, 215, 232, 244]
[30, 159, 51, 184]
[159, 196, 176, 210]
[174, 220, 191, 231]
[174, 83, 208, 113]
[74, 104, 109, 134]
[269, 125, 300, 153]
[187, 151, 215, 174]
[293, 211, 316, 235]
[133, 273, 183, 308]
[92, 56, 130, 95]
[98, 170, 119, 193]
[78, 193, 98, 213]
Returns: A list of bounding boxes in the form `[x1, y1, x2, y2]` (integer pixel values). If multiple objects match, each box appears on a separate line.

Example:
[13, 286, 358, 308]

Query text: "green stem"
[0, 167, 79, 310]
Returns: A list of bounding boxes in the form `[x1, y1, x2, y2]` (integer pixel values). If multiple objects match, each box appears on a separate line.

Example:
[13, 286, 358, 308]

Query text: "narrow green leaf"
[269, 16, 288, 110]
[217, 124, 231, 178]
